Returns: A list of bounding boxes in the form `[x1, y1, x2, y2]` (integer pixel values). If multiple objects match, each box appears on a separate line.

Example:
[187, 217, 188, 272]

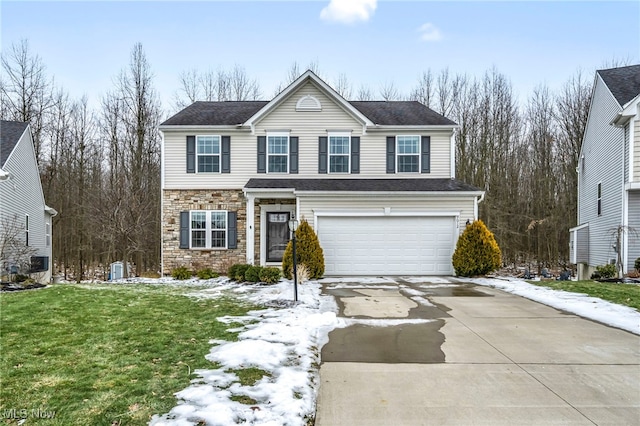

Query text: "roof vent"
[296, 95, 321, 112]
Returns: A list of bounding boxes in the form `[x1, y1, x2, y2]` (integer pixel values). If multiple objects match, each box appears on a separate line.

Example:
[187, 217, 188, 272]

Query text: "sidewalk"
[315, 278, 640, 425]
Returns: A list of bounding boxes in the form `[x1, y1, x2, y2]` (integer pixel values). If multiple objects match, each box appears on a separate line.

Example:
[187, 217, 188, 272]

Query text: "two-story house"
[0, 120, 57, 283]
[160, 71, 484, 276]
[570, 64, 640, 279]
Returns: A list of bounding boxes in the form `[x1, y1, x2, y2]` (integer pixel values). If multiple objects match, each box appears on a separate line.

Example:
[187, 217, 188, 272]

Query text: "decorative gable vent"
[296, 95, 321, 111]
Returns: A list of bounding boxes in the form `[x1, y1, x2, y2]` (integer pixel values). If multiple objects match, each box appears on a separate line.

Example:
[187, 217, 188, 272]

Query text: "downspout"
[474, 192, 485, 220]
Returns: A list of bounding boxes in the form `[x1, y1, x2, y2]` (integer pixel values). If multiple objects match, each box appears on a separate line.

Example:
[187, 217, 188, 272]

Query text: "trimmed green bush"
[171, 266, 192, 280]
[228, 263, 251, 282]
[591, 263, 617, 279]
[196, 268, 219, 280]
[244, 265, 263, 283]
[452, 219, 502, 277]
[259, 267, 281, 284]
[635, 257, 640, 272]
[282, 219, 325, 280]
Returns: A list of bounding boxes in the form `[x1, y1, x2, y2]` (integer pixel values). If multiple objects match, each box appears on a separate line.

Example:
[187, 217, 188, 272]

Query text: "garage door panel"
[318, 216, 455, 276]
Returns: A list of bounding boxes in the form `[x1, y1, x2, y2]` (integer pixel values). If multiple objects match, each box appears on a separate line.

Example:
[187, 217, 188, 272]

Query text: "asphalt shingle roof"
[161, 100, 455, 127]
[244, 178, 481, 192]
[598, 64, 640, 107]
[0, 120, 28, 167]
[349, 101, 456, 126]
[161, 101, 269, 126]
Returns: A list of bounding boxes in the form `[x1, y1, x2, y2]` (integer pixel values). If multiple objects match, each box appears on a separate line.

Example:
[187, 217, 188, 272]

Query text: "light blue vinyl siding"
[577, 76, 625, 268]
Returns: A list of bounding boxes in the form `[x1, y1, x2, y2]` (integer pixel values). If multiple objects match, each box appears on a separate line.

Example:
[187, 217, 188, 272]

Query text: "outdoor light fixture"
[0, 169, 12, 181]
[288, 218, 299, 302]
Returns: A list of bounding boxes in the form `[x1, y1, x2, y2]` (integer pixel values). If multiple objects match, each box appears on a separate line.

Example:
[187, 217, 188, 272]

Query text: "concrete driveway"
[315, 277, 640, 425]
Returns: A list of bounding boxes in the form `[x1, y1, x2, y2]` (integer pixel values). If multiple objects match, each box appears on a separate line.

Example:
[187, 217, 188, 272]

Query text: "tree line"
[1, 40, 595, 279]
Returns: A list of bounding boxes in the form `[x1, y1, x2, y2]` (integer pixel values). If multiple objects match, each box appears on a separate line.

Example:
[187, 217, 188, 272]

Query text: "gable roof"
[162, 101, 269, 126]
[244, 178, 481, 193]
[161, 70, 456, 128]
[0, 120, 29, 166]
[597, 64, 640, 107]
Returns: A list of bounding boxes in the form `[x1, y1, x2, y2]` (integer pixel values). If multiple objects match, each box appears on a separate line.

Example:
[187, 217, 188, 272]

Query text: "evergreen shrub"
[228, 263, 251, 282]
[451, 219, 502, 277]
[282, 219, 325, 280]
[171, 266, 192, 280]
[244, 265, 263, 283]
[259, 267, 281, 284]
[196, 268, 219, 280]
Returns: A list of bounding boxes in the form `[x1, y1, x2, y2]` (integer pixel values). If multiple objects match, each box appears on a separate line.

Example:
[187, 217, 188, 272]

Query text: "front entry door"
[267, 212, 290, 262]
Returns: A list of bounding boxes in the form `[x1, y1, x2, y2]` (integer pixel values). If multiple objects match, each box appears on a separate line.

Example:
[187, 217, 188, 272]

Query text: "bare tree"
[410, 70, 434, 107]
[0, 39, 56, 166]
[379, 81, 401, 101]
[333, 73, 352, 99]
[355, 84, 374, 101]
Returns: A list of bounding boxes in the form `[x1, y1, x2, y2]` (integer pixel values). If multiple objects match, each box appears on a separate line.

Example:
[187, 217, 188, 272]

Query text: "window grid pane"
[268, 156, 288, 173]
[210, 212, 226, 230]
[398, 155, 419, 173]
[211, 230, 226, 248]
[198, 156, 220, 173]
[330, 136, 350, 154]
[197, 136, 220, 154]
[397, 136, 419, 154]
[268, 136, 288, 154]
[330, 156, 349, 173]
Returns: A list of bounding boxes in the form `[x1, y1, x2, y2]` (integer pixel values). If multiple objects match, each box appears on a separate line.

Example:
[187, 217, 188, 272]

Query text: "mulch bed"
[0, 282, 48, 292]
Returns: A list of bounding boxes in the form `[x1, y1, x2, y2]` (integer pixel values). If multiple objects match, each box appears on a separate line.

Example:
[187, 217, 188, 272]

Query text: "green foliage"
[282, 219, 325, 280]
[635, 258, 640, 271]
[591, 263, 617, 279]
[244, 265, 263, 283]
[196, 268, 219, 280]
[452, 219, 502, 277]
[259, 267, 281, 284]
[228, 263, 251, 282]
[533, 280, 640, 311]
[13, 274, 29, 283]
[171, 266, 192, 280]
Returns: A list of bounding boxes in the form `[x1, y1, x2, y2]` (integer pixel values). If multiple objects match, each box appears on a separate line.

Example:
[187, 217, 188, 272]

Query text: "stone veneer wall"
[162, 189, 246, 275]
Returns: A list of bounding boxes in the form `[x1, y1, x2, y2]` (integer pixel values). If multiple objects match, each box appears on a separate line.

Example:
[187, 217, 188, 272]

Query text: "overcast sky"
[2, 0, 639, 113]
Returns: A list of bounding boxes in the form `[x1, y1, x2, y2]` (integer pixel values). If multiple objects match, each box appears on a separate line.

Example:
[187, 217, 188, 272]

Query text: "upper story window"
[45, 222, 51, 247]
[329, 134, 350, 173]
[597, 182, 602, 216]
[397, 135, 420, 173]
[196, 135, 221, 173]
[190, 210, 227, 249]
[267, 133, 289, 173]
[25, 214, 29, 246]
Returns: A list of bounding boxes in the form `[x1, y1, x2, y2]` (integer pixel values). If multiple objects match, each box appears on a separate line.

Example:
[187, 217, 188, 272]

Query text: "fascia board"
[366, 125, 459, 132]
[294, 190, 484, 197]
[159, 125, 249, 132]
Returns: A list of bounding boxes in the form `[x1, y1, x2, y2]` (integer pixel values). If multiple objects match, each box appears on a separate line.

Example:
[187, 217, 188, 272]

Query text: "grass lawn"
[0, 283, 257, 425]
[532, 280, 640, 311]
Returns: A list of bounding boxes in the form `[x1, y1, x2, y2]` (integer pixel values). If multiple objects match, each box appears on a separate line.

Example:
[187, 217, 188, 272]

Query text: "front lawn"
[532, 280, 640, 311]
[0, 283, 256, 425]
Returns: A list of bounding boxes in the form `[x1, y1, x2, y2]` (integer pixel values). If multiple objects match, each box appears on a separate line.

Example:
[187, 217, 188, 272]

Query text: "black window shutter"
[386, 136, 395, 173]
[186, 136, 196, 173]
[421, 136, 431, 173]
[257, 136, 266, 173]
[351, 136, 360, 174]
[289, 137, 299, 174]
[227, 211, 237, 249]
[318, 136, 328, 174]
[221, 136, 231, 173]
[179, 211, 190, 249]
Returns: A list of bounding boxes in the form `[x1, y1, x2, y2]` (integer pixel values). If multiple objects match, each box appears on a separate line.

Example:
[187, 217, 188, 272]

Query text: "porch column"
[246, 194, 255, 265]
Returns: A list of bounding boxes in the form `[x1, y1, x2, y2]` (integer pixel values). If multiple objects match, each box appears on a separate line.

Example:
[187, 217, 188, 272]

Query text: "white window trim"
[196, 135, 221, 174]
[189, 210, 228, 250]
[328, 132, 351, 174]
[597, 181, 602, 216]
[396, 135, 421, 174]
[266, 132, 290, 174]
[45, 221, 51, 247]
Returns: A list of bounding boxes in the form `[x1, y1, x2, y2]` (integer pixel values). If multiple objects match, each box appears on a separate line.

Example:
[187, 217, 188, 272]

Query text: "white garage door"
[317, 216, 456, 276]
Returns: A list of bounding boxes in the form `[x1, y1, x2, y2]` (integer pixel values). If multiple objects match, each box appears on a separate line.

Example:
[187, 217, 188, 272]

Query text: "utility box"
[110, 262, 124, 281]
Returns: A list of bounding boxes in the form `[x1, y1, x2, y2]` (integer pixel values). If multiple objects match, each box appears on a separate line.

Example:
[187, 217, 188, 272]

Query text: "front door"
[267, 212, 290, 262]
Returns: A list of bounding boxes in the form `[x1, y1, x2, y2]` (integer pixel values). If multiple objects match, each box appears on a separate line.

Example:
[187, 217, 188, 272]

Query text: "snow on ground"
[150, 279, 339, 426]
[91, 274, 639, 424]
[467, 277, 640, 335]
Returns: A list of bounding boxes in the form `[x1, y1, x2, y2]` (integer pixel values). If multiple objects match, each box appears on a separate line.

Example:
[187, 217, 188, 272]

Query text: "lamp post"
[288, 218, 299, 302]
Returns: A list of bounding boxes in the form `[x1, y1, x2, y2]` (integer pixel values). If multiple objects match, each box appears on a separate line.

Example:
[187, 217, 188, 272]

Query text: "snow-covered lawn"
[145, 276, 639, 425]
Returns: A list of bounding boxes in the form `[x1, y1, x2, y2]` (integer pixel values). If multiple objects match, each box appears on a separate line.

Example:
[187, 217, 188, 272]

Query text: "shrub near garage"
[282, 219, 325, 280]
[452, 219, 502, 277]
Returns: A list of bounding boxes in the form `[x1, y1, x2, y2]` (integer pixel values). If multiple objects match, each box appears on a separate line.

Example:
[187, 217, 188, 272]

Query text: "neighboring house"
[0, 121, 57, 283]
[160, 71, 484, 276]
[570, 64, 640, 279]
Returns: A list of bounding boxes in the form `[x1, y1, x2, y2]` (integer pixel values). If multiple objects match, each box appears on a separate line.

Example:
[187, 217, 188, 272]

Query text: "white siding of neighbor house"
[297, 195, 476, 235]
[634, 120, 640, 182]
[162, 81, 454, 190]
[628, 191, 640, 270]
[577, 75, 626, 268]
[0, 128, 51, 280]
